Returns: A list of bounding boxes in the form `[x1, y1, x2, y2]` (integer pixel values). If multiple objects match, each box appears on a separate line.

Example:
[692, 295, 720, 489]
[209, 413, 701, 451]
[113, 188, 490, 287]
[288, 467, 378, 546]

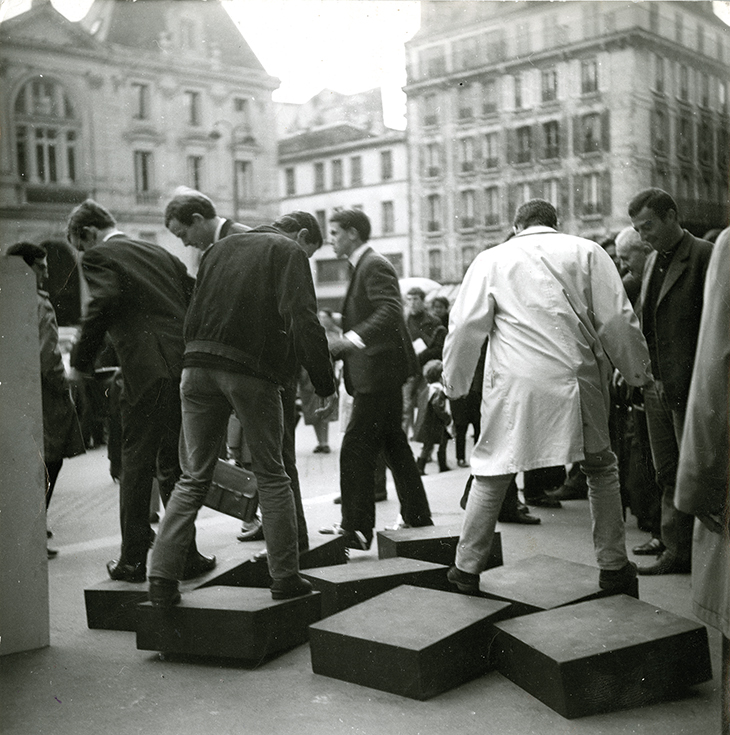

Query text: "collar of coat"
[515, 226, 558, 237]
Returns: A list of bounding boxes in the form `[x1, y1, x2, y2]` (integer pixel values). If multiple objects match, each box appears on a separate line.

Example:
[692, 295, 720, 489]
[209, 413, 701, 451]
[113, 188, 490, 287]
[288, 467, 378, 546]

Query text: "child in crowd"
[414, 359, 451, 474]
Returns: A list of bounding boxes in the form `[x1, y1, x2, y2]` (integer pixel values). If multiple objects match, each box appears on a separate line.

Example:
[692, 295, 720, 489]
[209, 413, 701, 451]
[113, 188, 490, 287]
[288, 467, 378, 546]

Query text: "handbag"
[204, 459, 258, 522]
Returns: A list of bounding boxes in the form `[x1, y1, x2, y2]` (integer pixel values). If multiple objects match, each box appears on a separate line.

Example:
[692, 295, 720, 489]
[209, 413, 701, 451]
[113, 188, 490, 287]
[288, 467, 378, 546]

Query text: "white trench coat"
[443, 226, 652, 477]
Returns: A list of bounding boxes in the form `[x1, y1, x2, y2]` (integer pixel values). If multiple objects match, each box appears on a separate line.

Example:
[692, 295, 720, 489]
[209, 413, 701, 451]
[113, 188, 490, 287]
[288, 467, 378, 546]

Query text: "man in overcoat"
[629, 188, 713, 575]
[444, 199, 652, 594]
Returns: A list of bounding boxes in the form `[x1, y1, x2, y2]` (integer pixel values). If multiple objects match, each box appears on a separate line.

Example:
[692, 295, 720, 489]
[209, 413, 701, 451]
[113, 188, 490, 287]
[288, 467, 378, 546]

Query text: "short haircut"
[330, 208, 371, 243]
[273, 211, 323, 248]
[615, 226, 644, 251]
[407, 287, 426, 300]
[423, 359, 443, 383]
[7, 241, 47, 267]
[164, 190, 217, 227]
[66, 199, 116, 243]
[431, 296, 449, 310]
[514, 199, 558, 230]
[628, 188, 678, 220]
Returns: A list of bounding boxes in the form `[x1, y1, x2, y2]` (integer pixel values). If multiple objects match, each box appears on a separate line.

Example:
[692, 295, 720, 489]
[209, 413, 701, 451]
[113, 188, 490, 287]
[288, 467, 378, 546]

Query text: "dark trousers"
[281, 381, 309, 549]
[118, 377, 186, 568]
[523, 465, 566, 500]
[340, 387, 432, 542]
[417, 428, 449, 470]
[452, 392, 481, 462]
[45, 459, 63, 509]
[627, 405, 662, 536]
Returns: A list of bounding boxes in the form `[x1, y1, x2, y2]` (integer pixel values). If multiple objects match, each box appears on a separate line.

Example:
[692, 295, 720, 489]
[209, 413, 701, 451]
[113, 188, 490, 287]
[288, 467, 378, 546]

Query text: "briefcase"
[204, 459, 258, 522]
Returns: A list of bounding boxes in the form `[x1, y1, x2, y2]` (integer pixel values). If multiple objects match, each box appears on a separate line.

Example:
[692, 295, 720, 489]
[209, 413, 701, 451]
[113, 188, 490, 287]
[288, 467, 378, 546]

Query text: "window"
[285, 167, 296, 196]
[382, 201, 395, 234]
[514, 74, 523, 110]
[482, 79, 498, 114]
[453, 35, 480, 71]
[649, 4, 659, 33]
[701, 74, 710, 108]
[350, 156, 362, 187]
[541, 69, 557, 102]
[421, 45, 446, 78]
[235, 160, 254, 207]
[582, 172, 600, 215]
[424, 142, 441, 177]
[180, 17, 197, 49]
[484, 132, 499, 168]
[315, 210, 326, 236]
[458, 84, 474, 120]
[581, 114, 601, 154]
[131, 82, 150, 120]
[517, 182, 531, 207]
[581, 59, 598, 95]
[675, 12, 684, 44]
[314, 162, 325, 192]
[184, 90, 201, 126]
[461, 245, 476, 274]
[544, 178, 560, 208]
[516, 126, 532, 163]
[697, 24, 705, 55]
[14, 77, 79, 186]
[582, 5, 599, 37]
[516, 22, 531, 57]
[423, 94, 438, 126]
[543, 121, 560, 159]
[718, 32, 725, 63]
[233, 97, 251, 126]
[331, 159, 343, 189]
[380, 150, 393, 181]
[134, 150, 154, 202]
[426, 194, 442, 232]
[655, 55, 665, 94]
[458, 137, 475, 172]
[428, 249, 443, 281]
[187, 155, 203, 190]
[652, 107, 669, 156]
[317, 259, 350, 284]
[677, 114, 693, 160]
[484, 186, 500, 225]
[679, 65, 689, 101]
[459, 190, 476, 229]
[720, 80, 728, 113]
[698, 118, 713, 164]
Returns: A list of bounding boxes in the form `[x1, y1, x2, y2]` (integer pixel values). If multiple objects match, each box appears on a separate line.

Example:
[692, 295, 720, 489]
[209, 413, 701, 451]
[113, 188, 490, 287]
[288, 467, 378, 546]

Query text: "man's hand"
[314, 393, 338, 420]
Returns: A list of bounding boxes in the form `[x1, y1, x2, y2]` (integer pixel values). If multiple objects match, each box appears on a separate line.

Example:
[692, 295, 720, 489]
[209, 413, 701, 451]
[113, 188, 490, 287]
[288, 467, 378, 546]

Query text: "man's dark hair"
[628, 188, 678, 220]
[431, 296, 449, 310]
[330, 208, 371, 243]
[407, 287, 426, 300]
[513, 199, 558, 230]
[66, 199, 116, 243]
[7, 241, 47, 267]
[164, 190, 217, 227]
[273, 211, 323, 248]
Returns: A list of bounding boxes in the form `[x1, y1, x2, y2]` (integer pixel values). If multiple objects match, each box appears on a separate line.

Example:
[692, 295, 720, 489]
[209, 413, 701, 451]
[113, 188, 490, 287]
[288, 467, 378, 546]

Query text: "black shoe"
[632, 537, 666, 556]
[181, 553, 216, 580]
[47, 547, 58, 559]
[498, 508, 541, 525]
[637, 552, 690, 576]
[447, 565, 480, 594]
[524, 494, 562, 509]
[599, 561, 638, 594]
[548, 484, 587, 501]
[107, 559, 146, 583]
[148, 576, 181, 607]
[333, 496, 342, 505]
[47, 529, 53, 539]
[270, 574, 313, 600]
[344, 530, 371, 551]
[237, 520, 264, 542]
[457, 459, 469, 468]
[439, 464, 451, 473]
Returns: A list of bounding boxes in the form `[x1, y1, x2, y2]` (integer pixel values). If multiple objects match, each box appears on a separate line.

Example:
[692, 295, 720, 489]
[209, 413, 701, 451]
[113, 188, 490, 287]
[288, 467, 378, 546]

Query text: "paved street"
[0, 418, 720, 735]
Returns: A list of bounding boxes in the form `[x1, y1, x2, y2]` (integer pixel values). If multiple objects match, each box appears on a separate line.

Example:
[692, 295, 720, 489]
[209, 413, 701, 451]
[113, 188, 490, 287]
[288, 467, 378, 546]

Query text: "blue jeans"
[456, 447, 628, 574]
[643, 381, 693, 565]
[149, 367, 299, 581]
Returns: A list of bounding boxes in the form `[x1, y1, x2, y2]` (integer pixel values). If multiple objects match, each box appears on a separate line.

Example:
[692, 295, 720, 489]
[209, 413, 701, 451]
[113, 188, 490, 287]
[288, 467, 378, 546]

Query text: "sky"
[1, 0, 421, 129]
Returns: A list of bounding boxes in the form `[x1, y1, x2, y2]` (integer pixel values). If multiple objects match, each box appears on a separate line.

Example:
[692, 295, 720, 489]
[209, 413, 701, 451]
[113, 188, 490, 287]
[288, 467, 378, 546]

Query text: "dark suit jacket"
[639, 229, 713, 411]
[341, 247, 418, 395]
[71, 234, 195, 405]
[219, 219, 250, 238]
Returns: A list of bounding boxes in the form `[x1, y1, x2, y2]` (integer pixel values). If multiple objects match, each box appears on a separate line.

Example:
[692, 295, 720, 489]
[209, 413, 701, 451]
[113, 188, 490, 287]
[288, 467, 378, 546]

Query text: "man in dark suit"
[323, 209, 432, 550]
[67, 199, 215, 583]
[164, 188, 249, 252]
[629, 188, 713, 575]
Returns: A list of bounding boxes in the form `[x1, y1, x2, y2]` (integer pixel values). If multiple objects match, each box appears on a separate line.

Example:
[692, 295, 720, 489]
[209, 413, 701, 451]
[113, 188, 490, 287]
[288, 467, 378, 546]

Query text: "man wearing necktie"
[323, 209, 433, 550]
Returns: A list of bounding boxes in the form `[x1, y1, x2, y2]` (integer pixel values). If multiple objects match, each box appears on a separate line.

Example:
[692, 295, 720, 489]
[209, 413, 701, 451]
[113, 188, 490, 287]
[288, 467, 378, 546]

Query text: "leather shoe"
[637, 552, 690, 576]
[47, 547, 58, 559]
[148, 576, 181, 607]
[447, 565, 480, 594]
[333, 496, 342, 504]
[599, 561, 637, 594]
[237, 520, 264, 542]
[524, 494, 562, 509]
[498, 508, 541, 525]
[271, 574, 313, 600]
[632, 537, 666, 556]
[457, 459, 469, 468]
[107, 559, 146, 583]
[181, 553, 216, 580]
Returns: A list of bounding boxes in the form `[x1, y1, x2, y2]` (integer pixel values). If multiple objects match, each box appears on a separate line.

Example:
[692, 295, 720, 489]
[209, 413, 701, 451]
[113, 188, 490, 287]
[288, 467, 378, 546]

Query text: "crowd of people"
[8, 187, 727, 726]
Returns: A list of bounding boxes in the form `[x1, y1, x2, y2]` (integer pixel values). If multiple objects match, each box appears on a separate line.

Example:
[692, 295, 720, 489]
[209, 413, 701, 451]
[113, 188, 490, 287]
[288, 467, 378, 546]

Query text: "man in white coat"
[443, 199, 653, 594]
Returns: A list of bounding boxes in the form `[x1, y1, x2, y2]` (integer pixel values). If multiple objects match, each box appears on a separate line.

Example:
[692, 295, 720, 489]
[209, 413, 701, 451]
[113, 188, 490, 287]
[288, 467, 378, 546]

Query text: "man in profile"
[444, 199, 652, 594]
